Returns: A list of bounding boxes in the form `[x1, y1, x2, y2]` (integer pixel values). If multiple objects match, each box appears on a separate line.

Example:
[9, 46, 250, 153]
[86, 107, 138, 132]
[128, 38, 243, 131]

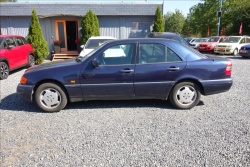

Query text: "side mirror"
[91, 59, 99, 68]
[80, 45, 85, 49]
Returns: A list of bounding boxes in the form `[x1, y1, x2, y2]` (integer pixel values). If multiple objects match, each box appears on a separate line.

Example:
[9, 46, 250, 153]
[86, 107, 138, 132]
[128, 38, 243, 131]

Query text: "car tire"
[170, 82, 201, 109]
[35, 82, 67, 112]
[27, 55, 35, 67]
[233, 49, 238, 56]
[0, 62, 9, 80]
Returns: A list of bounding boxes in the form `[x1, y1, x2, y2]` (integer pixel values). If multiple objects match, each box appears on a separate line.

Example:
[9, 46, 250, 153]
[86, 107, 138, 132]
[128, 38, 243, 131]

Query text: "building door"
[55, 20, 78, 52]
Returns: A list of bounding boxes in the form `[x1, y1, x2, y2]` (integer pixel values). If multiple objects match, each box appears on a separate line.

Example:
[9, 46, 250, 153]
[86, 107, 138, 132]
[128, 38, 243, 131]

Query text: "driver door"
[80, 43, 136, 99]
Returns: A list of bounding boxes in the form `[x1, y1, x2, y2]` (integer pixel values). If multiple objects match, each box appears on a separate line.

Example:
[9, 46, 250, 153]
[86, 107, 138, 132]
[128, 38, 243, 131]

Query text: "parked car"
[189, 38, 208, 49]
[184, 37, 194, 43]
[0, 35, 35, 80]
[197, 36, 226, 52]
[239, 44, 250, 58]
[214, 36, 250, 55]
[147, 32, 189, 46]
[17, 38, 233, 112]
[79, 36, 116, 57]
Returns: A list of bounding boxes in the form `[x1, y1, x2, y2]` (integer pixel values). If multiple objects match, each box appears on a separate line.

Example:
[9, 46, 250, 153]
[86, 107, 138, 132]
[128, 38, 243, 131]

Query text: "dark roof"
[0, 2, 163, 17]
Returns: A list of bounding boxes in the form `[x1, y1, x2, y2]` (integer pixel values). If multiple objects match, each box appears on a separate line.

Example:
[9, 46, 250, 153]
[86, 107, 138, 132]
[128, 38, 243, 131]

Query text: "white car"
[214, 36, 250, 55]
[189, 38, 208, 49]
[79, 36, 116, 57]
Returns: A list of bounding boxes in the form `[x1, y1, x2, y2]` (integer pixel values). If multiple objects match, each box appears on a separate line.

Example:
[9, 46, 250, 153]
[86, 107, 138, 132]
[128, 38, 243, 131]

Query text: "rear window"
[168, 42, 207, 61]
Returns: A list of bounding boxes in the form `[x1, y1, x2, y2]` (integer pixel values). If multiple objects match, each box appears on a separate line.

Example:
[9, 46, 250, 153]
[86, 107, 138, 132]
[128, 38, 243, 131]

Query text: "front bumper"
[214, 48, 233, 54]
[16, 84, 34, 102]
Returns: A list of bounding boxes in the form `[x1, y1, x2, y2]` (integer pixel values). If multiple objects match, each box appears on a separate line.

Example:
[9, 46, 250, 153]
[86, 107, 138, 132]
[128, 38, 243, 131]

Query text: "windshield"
[207, 37, 219, 42]
[85, 39, 114, 49]
[0, 37, 3, 44]
[221, 37, 241, 43]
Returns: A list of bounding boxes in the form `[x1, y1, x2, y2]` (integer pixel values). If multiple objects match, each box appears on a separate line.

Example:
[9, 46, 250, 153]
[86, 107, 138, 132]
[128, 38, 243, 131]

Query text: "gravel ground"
[0, 55, 249, 166]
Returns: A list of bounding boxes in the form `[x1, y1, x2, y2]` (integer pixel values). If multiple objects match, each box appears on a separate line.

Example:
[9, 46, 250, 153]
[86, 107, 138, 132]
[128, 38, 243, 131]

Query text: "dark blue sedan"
[17, 38, 233, 112]
[239, 44, 250, 58]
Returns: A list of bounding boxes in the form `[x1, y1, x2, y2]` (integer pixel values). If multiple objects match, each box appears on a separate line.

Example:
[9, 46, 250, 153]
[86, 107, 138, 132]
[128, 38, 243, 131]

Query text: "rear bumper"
[200, 78, 233, 95]
[16, 84, 34, 101]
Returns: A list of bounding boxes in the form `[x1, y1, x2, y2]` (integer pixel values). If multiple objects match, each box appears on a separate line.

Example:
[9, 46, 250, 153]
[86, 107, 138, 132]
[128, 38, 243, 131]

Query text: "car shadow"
[0, 93, 205, 113]
[9, 66, 27, 76]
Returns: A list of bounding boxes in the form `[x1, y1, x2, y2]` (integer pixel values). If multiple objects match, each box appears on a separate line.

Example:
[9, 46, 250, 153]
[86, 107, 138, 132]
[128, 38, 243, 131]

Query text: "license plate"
[200, 47, 205, 49]
[240, 50, 247, 53]
[218, 48, 224, 51]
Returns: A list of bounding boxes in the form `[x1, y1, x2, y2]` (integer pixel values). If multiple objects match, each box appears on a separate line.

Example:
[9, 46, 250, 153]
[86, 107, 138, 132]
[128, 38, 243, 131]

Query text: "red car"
[0, 35, 35, 80]
[197, 36, 227, 52]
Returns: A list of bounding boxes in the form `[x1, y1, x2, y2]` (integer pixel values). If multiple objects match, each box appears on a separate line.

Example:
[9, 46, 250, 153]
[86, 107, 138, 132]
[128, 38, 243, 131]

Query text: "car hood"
[25, 59, 78, 73]
[200, 42, 218, 45]
[217, 42, 238, 46]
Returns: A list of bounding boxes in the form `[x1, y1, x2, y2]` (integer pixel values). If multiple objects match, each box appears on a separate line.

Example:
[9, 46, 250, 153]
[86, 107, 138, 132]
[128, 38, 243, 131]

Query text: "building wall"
[0, 15, 154, 58]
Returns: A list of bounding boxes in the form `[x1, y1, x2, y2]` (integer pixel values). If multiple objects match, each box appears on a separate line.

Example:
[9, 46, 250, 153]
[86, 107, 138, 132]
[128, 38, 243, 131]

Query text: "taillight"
[225, 59, 232, 75]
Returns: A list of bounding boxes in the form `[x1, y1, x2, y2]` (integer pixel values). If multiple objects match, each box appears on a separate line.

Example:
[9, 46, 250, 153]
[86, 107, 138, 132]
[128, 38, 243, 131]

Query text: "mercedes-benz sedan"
[17, 38, 233, 112]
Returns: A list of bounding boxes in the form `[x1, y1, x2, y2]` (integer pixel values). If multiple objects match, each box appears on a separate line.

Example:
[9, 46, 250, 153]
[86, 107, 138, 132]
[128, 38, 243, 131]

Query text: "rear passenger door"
[80, 43, 136, 99]
[134, 42, 187, 98]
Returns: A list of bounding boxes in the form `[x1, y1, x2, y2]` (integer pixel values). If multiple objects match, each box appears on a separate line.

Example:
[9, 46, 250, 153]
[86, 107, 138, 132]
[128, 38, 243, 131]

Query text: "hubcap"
[29, 56, 35, 66]
[0, 64, 8, 77]
[40, 88, 61, 109]
[176, 86, 197, 106]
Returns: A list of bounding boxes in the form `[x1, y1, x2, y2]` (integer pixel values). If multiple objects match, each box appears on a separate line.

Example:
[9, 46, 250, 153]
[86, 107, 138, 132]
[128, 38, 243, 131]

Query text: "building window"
[130, 22, 151, 38]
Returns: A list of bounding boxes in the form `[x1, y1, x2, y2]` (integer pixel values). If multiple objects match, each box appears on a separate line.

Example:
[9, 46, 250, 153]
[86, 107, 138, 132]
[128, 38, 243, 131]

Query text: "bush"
[27, 9, 49, 64]
[81, 10, 100, 44]
[153, 6, 164, 32]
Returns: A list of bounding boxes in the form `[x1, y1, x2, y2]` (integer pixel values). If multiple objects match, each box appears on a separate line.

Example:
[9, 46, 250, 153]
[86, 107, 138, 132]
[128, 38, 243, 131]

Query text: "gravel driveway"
[0, 55, 249, 166]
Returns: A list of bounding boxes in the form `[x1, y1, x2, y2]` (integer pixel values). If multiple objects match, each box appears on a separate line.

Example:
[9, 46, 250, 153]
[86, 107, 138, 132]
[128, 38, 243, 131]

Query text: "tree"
[152, 6, 164, 32]
[27, 9, 49, 64]
[81, 10, 100, 44]
[164, 9, 185, 34]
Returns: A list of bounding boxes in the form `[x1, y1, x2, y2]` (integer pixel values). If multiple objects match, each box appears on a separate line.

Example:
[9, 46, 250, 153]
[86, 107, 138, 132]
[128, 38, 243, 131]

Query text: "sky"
[17, 0, 202, 17]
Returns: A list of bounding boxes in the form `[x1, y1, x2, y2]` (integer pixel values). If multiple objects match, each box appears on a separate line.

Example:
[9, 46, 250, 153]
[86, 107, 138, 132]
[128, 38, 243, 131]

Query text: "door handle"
[120, 69, 134, 73]
[167, 67, 180, 71]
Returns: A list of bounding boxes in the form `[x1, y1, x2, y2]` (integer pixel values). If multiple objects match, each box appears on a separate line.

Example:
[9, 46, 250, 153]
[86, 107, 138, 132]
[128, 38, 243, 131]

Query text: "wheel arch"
[32, 79, 70, 102]
[169, 78, 205, 97]
[0, 58, 10, 69]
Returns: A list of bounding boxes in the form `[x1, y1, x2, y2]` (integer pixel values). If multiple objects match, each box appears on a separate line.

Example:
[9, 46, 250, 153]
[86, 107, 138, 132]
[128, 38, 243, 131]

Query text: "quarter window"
[139, 43, 182, 64]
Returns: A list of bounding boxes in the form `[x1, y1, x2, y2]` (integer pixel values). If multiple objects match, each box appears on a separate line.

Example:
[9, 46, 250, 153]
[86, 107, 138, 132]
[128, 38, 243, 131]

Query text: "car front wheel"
[0, 62, 9, 80]
[233, 49, 238, 56]
[35, 82, 67, 112]
[27, 55, 35, 67]
[170, 82, 201, 109]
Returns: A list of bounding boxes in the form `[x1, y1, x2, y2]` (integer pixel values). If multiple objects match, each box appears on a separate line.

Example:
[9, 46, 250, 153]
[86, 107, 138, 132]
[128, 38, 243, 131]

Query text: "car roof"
[106, 38, 180, 44]
[89, 36, 116, 39]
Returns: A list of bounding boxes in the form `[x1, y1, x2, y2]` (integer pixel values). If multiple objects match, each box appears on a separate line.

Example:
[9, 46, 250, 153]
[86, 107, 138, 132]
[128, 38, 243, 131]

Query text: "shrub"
[153, 6, 164, 32]
[27, 9, 49, 64]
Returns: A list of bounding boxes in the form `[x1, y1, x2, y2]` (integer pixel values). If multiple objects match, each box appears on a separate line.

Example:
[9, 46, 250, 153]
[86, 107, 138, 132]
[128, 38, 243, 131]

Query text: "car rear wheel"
[0, 62, 9, 80]
[233, 49, 238, 56]
[170, 82, 201, 109]
[27, 55, 35, 67]
[35, 82, 67, 112]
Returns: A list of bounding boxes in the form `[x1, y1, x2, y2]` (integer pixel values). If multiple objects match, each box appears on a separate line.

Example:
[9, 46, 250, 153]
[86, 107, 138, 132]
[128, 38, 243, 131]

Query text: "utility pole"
[217, 0, 223, 36]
